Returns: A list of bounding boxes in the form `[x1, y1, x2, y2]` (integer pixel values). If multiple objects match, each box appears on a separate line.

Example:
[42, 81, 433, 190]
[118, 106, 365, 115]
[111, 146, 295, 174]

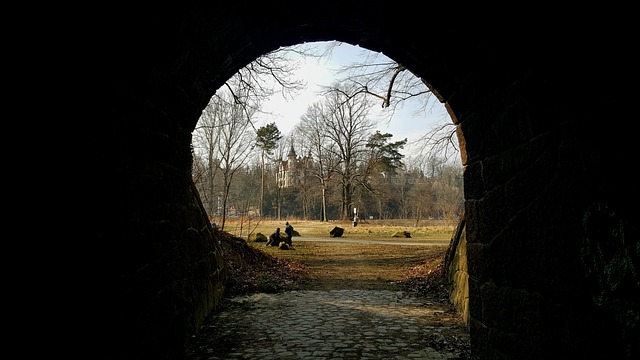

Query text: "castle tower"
[285, 144, 297, 187]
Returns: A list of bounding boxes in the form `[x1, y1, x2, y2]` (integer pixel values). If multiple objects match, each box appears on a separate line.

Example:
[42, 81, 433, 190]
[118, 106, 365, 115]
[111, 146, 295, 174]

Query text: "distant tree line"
[191, 42, 463, 230]
[191, 84, 463, 229]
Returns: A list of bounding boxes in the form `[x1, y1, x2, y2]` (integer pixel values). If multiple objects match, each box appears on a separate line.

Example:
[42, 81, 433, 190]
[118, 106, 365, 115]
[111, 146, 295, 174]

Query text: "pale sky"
[252, 41, 452, 156]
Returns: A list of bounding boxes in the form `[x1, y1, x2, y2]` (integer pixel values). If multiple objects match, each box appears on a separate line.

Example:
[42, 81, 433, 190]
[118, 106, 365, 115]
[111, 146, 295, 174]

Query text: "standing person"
[284, 221, 294, 246]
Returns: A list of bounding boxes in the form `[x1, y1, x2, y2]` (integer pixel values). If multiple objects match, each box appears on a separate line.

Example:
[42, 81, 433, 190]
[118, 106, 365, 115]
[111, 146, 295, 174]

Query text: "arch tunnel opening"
[185, 40, 471, 358]
[82, 6, 639, 359]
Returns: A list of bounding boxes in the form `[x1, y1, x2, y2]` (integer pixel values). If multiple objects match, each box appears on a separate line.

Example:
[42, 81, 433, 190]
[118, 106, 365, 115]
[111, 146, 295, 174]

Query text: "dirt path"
[252, 240, 451, 294]
[293, 236, 451, 246]
[185, 236, 471, 359]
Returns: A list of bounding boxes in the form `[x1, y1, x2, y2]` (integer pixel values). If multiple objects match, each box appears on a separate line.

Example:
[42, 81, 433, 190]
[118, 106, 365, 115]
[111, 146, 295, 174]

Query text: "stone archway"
[77, 5, 638, 359]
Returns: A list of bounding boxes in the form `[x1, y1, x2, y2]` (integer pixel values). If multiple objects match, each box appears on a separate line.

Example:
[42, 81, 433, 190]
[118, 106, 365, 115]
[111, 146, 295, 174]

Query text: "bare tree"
[329, 45, 429, 110]
[321, 41, 459, 162]
[193, 45, 322, 222]
[296, 102, 341, 221]
[208, 89, 257, 230]
[228, 161, 261, 237]
[214, 45, 323, 130]
[321, 82, 377, 220]
[407, 179, 436, 226]
[192, 100, 223, 216]
[411, 119, 460, 165]
[431, 164, 464, 224]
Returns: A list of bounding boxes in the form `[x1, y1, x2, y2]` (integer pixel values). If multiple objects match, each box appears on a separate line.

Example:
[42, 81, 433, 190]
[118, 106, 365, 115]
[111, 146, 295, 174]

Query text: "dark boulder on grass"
[250, 233, 268, 242]
[392, 231, 411, 238]
[330, 226, 344, 237]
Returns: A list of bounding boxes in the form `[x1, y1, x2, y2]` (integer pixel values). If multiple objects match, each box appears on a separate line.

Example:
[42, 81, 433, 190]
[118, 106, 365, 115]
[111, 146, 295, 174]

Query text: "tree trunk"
[322, 186, 327, 221]
[260, 150, 265, 217]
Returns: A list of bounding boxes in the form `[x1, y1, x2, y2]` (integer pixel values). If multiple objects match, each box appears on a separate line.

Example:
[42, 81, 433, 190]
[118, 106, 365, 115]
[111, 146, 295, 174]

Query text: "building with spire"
[276, 144, 313, 188]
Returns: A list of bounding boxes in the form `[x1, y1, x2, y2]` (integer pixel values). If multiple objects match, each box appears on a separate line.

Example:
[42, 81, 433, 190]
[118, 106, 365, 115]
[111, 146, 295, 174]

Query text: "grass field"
[216, 217, 458, 296]
[220, 218, 458, 241]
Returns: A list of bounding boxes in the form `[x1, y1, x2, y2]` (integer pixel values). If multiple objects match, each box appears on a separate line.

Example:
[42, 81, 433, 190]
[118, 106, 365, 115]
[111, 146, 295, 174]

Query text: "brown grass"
[221, 218, 457, 241]
[215, 219, 457, 301]
[253, 240, 449, 294]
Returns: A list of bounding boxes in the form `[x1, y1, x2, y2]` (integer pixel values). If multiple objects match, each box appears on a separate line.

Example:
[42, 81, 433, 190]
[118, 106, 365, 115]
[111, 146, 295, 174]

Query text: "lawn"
[215, 218, 459, 299]
[220, 218, 457, 241]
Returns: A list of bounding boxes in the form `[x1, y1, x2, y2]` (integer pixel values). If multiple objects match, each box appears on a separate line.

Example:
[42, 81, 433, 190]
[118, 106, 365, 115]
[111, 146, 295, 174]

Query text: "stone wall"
[445, 217, 469, 324]
[74, 4, 638, 359]
[86, 123, 228, 359]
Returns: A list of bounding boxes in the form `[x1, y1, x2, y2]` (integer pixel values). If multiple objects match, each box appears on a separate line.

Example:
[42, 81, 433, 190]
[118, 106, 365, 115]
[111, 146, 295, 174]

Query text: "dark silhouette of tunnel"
[74, 4, 638, 359]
